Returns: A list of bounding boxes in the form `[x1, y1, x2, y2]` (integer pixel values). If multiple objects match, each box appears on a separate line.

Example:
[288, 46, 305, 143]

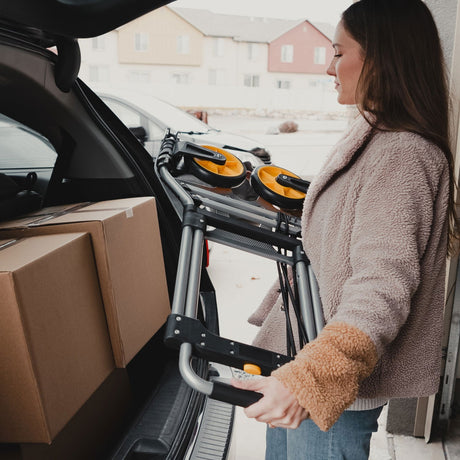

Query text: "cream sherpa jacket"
[249, 114, 450, 431]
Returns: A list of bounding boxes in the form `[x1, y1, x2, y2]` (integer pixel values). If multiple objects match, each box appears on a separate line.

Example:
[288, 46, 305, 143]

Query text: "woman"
[232, 0, 459, 458]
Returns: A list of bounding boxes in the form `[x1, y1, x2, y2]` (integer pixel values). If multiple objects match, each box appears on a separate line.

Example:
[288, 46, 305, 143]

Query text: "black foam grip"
[210, 381, 263, 407]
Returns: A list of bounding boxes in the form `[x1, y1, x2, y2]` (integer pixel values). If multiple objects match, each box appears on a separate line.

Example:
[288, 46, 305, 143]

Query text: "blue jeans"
[265, 406, 383, 460]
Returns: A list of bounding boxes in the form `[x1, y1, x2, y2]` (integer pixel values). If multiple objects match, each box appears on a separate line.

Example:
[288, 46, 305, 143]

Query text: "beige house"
[118, 7, 203, 68]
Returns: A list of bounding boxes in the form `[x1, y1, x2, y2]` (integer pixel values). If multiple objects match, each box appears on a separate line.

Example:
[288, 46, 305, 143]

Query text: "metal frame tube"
[183, 182, 301, 234]
[308, 265, 324, 335]
[295, 260, 317, 341]
[179, 343, 213, 395]
[160, 166, 194, 207]
[170, 226, 193, 315]
[185, 228, 205, 318]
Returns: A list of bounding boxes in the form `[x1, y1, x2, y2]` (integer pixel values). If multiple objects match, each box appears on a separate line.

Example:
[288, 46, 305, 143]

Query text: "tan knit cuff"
[272, 321, 378, 431]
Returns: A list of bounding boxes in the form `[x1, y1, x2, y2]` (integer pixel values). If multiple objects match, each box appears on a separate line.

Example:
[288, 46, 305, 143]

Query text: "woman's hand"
[231, 376, 309, 429]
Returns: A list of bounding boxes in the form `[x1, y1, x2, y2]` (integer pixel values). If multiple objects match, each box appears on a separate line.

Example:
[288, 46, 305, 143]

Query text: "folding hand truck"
[158, 131, 324, 407]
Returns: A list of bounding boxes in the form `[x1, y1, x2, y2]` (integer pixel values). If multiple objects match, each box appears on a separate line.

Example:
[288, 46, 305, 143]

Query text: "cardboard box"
[0, 369, 132, 460]
[0, 234, 114, 443]
[0, 197, 171, 367]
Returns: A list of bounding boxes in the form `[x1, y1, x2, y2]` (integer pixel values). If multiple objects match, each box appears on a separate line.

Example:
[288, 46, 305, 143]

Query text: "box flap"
[79, 197, 154, 211]
[0, 233, 87, 272]
[0, 198, 154, 230]
[0, 203, 90, 230]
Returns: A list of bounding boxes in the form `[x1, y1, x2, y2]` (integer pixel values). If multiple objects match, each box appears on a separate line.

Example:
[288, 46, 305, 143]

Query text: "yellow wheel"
[250, 165, 306, 209]
[188, 145, 247, 187]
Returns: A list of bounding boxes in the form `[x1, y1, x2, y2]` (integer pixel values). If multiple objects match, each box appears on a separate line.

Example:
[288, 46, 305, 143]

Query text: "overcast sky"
[171, 0, 353, 26]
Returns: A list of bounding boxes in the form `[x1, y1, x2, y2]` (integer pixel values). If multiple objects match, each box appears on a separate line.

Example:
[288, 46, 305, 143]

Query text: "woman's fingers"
[231, 375, 307, 429]
[270, 407, 310, 429]
[231, 377, 265, 392]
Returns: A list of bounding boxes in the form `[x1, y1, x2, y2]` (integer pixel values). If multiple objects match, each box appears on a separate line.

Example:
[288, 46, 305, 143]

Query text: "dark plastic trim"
[0, 0, 174, 39]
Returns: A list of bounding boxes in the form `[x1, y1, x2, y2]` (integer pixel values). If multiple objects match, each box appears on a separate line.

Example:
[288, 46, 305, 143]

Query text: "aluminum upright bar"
[294, 246, 317, 342]
[158, 157, 214, 395]
[308, 265, 325, 335]
[159, 166, 194, 316]
[170, 227, 193, 316]
[185, 226, 204, 318]
[178, 227, 211, 397]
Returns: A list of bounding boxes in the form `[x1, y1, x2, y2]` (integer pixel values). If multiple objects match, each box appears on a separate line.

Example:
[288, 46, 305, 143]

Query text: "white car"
[99, 91, 271, 166]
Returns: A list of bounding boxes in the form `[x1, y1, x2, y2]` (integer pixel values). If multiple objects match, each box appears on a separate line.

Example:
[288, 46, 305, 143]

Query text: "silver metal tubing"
[308, 265, 325, 335]
[170, 226, 194, 315]
[185, 228, 205, 318]
[183, 183, 301, 234]
[179, 343, 213, 395]
[198, 197, 280, 231]
[159, 166, 194, 207]
[295, 260, 317, 341]
[185, 182, 276, 217]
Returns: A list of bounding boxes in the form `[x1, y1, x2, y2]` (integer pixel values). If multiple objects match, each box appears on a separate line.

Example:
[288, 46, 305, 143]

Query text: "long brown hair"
[342, 0, 460, 255]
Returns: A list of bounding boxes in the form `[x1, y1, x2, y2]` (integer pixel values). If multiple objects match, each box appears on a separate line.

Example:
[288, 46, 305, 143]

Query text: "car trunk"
[0, 2, 233, 458]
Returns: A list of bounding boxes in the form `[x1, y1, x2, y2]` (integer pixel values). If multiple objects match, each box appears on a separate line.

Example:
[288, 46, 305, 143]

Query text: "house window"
[209, 69, 217, 86]
[247, 43, 258, 61]
[244, 74, 260, 87]
[314, 47, 326, 64]
[88, 65, 109, 82]
[276, 80, 291, 89]
[213, 38, 225, 57]
[281, 44, 294, 63]
[172, 73, 190, 85]
[209, 69, 225, 86]
[177, 35, 190, 55]
[134, 33, 148, 51]
[128, 70, 151, 84]
[91, 36, 105, 51]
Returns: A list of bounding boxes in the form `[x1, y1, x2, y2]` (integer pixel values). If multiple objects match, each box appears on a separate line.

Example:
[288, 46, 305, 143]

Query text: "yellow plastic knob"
[243, 364, 262, 375]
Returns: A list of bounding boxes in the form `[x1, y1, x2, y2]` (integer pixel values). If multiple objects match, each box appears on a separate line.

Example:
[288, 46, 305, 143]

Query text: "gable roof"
[311, 22, 335, 41]
[170, 6, 333, 43]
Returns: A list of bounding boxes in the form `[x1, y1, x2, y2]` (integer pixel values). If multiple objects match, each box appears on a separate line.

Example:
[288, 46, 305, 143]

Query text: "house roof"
[170, 6, 334, 43]
[311, 22, 335, 41]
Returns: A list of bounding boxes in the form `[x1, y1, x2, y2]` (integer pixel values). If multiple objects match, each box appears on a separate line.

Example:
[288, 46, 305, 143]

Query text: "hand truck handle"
[211, 381, 263, 407]
[178, 343, 264, 408]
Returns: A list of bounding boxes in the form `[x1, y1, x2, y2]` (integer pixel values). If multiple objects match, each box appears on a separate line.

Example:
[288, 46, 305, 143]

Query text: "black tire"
[188, 145, 247, 188]
[250, 165, 306, 209]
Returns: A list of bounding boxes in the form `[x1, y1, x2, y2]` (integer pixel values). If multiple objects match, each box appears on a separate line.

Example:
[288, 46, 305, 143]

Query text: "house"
[172, 7, 335, 91]
[78, 6, 340, 112]
[268, 20, 335, 85]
